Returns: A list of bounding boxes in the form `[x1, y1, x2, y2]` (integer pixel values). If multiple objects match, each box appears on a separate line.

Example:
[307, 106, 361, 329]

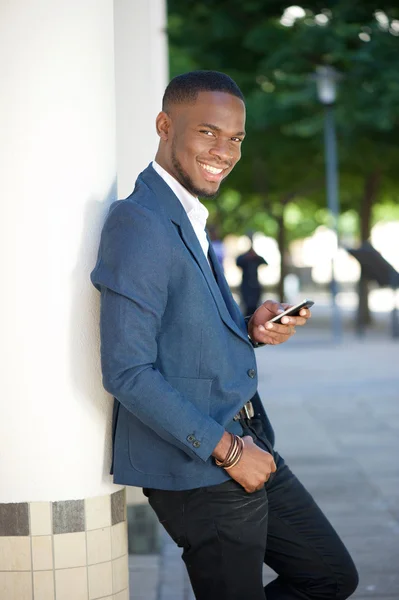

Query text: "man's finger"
[264, 322, 294, 335]
[257, 330, 291, 342]
[262, 300, 285, 315]
[280, 316, 307, 326]
[253, 333, 291, 346]
[279, 306, 311, 319]
[293, 317, 307, 326]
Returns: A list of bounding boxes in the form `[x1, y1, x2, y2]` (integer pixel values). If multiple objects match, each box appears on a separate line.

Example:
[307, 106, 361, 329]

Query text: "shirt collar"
[152, 160, 209, 228]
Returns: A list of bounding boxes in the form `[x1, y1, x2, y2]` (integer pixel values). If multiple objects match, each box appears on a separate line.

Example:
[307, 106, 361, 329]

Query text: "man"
[236, 234, 268, 315]
[91, 71, 358, 600]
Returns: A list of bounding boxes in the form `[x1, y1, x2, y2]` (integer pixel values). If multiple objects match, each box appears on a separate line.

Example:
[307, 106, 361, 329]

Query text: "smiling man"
[91, 71, 358, 600]
[157, 82, 244, 196]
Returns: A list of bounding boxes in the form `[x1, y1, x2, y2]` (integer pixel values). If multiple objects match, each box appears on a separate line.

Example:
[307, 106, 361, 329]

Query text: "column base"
[0, 489, 129, 600]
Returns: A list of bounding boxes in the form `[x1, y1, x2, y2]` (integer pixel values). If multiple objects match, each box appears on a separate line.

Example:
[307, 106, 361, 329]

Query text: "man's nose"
[209, 140, 233, 162]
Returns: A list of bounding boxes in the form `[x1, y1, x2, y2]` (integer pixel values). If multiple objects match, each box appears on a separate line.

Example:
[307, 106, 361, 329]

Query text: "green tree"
[167, 1, 399, 317]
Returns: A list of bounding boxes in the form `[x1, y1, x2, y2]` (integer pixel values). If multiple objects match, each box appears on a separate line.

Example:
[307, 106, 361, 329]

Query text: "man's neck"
[152, 159, 197, 200]
[153, 155, 174, 180]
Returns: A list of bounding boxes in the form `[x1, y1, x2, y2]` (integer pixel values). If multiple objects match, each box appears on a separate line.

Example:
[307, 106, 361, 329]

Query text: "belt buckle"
[233, 400, 255, 422]
[243, 401, 254, 420]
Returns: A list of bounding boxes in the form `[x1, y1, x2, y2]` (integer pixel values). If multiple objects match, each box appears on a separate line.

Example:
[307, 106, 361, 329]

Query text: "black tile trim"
[0, 492, 123, 537]
[52, 499, 85, 534]
[111, 489, 126, 526]
[0, 503, 29, 536]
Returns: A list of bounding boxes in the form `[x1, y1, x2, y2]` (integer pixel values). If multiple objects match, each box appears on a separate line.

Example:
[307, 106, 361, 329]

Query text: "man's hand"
[247, 299, 311, 346]
[228, 436, 276, 493]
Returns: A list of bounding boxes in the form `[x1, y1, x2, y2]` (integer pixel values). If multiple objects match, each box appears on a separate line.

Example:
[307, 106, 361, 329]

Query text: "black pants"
[145, 419, 358, 599]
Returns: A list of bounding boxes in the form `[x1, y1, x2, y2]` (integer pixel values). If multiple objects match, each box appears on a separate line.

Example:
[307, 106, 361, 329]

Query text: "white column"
[0, 0, 117, 503]
[114, 0, 168, 198]
[0, 2, 129, 598]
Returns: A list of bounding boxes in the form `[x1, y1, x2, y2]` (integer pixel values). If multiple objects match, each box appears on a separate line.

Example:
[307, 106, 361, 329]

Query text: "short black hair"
[162, 70, 244, 113]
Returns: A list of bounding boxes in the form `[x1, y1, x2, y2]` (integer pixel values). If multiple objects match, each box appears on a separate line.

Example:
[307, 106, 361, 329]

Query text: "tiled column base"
[0, 489, 129, 600]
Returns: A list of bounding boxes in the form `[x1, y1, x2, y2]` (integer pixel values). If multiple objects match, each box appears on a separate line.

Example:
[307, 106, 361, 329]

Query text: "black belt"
[233, 400, 254, 421]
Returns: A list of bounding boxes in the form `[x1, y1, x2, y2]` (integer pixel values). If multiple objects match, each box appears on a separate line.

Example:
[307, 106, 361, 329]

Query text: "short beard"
[171, 140, 220, 199]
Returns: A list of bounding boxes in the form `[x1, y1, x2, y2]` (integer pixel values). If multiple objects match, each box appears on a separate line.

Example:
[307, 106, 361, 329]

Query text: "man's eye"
[232, 137, 243, 143]
[200, 130, 214, 136]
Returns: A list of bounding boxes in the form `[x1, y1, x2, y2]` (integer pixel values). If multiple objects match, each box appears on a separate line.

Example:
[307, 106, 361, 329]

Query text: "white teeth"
[199, 163, 223, 175]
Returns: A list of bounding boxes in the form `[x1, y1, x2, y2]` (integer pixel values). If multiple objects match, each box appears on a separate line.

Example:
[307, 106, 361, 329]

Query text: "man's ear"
[156, 111, 171, 141]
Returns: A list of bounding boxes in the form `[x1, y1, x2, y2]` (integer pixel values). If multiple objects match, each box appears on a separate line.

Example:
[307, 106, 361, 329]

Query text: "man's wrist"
[212, 431, 232, 461]
[244, 316, 265, 348]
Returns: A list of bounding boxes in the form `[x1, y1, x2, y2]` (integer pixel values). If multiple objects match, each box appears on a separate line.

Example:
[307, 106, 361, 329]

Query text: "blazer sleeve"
[91, 200, 225, 462]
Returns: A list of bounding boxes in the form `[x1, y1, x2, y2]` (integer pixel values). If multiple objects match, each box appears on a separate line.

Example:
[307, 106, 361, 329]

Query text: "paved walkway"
[129, 316, 399, 599]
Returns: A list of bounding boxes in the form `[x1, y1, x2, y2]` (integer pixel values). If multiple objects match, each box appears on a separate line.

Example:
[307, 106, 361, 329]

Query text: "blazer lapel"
[178, 217, 249, 344]
[138, 165, 250, 344]
[207, 240, 249, 338]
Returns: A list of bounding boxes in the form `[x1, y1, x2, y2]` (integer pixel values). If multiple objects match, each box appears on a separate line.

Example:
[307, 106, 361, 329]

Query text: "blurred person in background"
[208, 224, 225, 269]
[91, 70, 358, 600]
[236, 233, 267, 315]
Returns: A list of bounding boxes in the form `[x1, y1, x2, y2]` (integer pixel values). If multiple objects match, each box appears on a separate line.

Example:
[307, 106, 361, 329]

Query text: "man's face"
[157, 91, 246, 198]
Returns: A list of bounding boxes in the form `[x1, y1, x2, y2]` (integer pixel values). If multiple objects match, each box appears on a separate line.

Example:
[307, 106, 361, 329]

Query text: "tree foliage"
[167, 0, 399, 242]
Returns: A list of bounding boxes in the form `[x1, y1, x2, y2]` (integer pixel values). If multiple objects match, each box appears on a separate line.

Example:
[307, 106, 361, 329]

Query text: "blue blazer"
[91, 164, 274, 490]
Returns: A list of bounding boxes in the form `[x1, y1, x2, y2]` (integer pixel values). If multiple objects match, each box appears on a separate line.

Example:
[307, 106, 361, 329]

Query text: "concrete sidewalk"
[129, 322, 399, 599]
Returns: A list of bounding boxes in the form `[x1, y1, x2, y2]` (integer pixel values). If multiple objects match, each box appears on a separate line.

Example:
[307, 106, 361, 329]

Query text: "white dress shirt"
[152, 160, 210, 259]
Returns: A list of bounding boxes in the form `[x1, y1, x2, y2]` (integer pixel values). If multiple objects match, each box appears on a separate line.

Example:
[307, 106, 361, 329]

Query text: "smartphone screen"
[268, 300, 314, 324]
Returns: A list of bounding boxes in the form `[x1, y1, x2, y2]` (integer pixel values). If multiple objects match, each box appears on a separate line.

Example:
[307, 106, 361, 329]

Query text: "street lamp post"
[315, 65, 342, 342]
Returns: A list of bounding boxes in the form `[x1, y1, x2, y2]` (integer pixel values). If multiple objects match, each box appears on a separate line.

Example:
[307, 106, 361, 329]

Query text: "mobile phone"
[268, 299, 314, 324]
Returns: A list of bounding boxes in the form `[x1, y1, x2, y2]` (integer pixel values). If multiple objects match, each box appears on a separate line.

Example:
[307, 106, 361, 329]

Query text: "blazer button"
[187, 434, 195, 442]
[193, 440, 201, 448]
[247, 369, 256, 378]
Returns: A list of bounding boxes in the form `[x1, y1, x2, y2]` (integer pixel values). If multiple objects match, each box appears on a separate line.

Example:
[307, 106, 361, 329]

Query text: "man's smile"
[197, 160, 228, 183]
